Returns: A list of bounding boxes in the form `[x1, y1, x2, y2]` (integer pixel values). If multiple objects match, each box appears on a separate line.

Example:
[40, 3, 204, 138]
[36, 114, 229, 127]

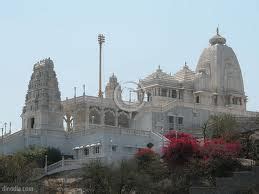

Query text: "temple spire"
[216, 26, 219, 35]
[184, 61, 189, 69]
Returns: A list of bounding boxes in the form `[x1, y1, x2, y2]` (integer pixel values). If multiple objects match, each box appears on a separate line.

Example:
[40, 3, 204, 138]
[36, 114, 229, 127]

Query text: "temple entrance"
[63, 113, 74, 132]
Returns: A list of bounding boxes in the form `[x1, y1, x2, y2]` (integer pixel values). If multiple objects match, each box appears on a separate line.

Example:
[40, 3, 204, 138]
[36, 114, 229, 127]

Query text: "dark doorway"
[31, 117, 35, 129]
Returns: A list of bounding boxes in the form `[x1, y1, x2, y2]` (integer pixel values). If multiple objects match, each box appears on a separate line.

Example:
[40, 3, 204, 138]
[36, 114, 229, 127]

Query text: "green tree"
[46, 147, 62, 165]
[16, 146, 46, 167]
[0, 154, 38, 183]
[207, 114, 239, 140]
[81, 160, 112, 194]
[201, 121, 209, 141]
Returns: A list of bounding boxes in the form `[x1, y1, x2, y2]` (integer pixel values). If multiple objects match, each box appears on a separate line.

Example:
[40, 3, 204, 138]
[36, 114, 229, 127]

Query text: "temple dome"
[209, 28, 226, 45]
[209, 34, 226, 45]
[195, 30, 245, 96]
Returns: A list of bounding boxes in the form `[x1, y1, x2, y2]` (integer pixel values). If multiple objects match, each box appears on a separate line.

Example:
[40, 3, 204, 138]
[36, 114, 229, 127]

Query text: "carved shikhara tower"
[21, 58, 63, 131]
[105, 73, 119, 99]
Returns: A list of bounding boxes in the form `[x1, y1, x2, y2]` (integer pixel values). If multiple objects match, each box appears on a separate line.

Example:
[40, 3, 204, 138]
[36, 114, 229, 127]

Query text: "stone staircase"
[33, 157, 107, 180]
[150, 131, 171, 153]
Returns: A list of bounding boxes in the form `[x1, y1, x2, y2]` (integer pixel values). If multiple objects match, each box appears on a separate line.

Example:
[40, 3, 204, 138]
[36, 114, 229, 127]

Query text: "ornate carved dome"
[142, 65, 174, 81]
[195, 29, 245, 96]
[174, 63, 195, 82]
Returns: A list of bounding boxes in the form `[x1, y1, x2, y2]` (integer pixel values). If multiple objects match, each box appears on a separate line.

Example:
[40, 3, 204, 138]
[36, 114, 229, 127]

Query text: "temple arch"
[89, 108, 101, 124]
[104, 110, 115, 126]
[118, 112, 129, 128]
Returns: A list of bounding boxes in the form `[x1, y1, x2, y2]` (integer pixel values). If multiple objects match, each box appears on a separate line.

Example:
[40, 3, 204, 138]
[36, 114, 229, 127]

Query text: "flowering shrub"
[201, 138, 241, 159]
[135, 148, 155, 158]
[135, 148, 157, 163]
[162, 131, 241, 167]
[135, 148, 159, 170]
[163, 131, 199, 165]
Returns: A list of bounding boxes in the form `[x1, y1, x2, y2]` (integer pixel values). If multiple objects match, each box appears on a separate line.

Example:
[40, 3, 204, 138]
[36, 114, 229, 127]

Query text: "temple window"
[118, 112, 129, 128]
[93, 146, 100, 154]
[89, 109, 101, 124]
[232, 97, 238, 105]
[178, 117, 183, 125]
[84, 148, 89, 156]
[30, 117, 35, 129]
[104, 110, 115, 126]
[112, 145, 117, 152]
[168, 116, 174, 129]
[171, 90, 177, 98]
[147, 92, 152, 102]
[196, 96, 200, 103]
[168, 116, 174, 123]
[214, 96, 218, 105]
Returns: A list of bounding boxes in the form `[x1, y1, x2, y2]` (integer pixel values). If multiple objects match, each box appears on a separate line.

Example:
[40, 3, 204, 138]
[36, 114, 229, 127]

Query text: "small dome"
[209, 28, 226, 45]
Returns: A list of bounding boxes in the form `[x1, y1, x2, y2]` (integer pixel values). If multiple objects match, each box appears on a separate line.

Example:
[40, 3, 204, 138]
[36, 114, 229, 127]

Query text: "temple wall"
[0, 131, 25, 154]
[68, 127, 155, 161]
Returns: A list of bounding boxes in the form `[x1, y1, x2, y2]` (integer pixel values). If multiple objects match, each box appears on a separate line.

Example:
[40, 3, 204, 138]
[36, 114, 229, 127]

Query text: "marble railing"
[151, 130, 170, 143]
[46, 156, 107, 175]
[47, 160, 62, 172]
[71, 125, 151, 137]
[0, 130, 23, 142]
[143, 99, 255, 117]
[62, 95, 115, 106]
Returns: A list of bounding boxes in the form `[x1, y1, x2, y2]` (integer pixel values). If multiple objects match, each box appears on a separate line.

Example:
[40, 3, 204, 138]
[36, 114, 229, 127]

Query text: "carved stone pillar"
[179, 90, 183, 99]
[230, 95, 233, 105]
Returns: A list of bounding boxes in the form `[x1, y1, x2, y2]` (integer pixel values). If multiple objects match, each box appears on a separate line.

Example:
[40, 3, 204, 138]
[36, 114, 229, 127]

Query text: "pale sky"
[0, 0, 259, 132]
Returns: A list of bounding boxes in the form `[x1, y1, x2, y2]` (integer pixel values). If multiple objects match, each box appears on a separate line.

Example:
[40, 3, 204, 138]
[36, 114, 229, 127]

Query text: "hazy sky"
[0, 0, 259, 132]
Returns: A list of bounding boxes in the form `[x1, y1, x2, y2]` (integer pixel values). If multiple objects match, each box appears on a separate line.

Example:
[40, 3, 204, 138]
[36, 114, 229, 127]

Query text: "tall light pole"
[98, 34, 105, 98]
[1, 127, 3, 156]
